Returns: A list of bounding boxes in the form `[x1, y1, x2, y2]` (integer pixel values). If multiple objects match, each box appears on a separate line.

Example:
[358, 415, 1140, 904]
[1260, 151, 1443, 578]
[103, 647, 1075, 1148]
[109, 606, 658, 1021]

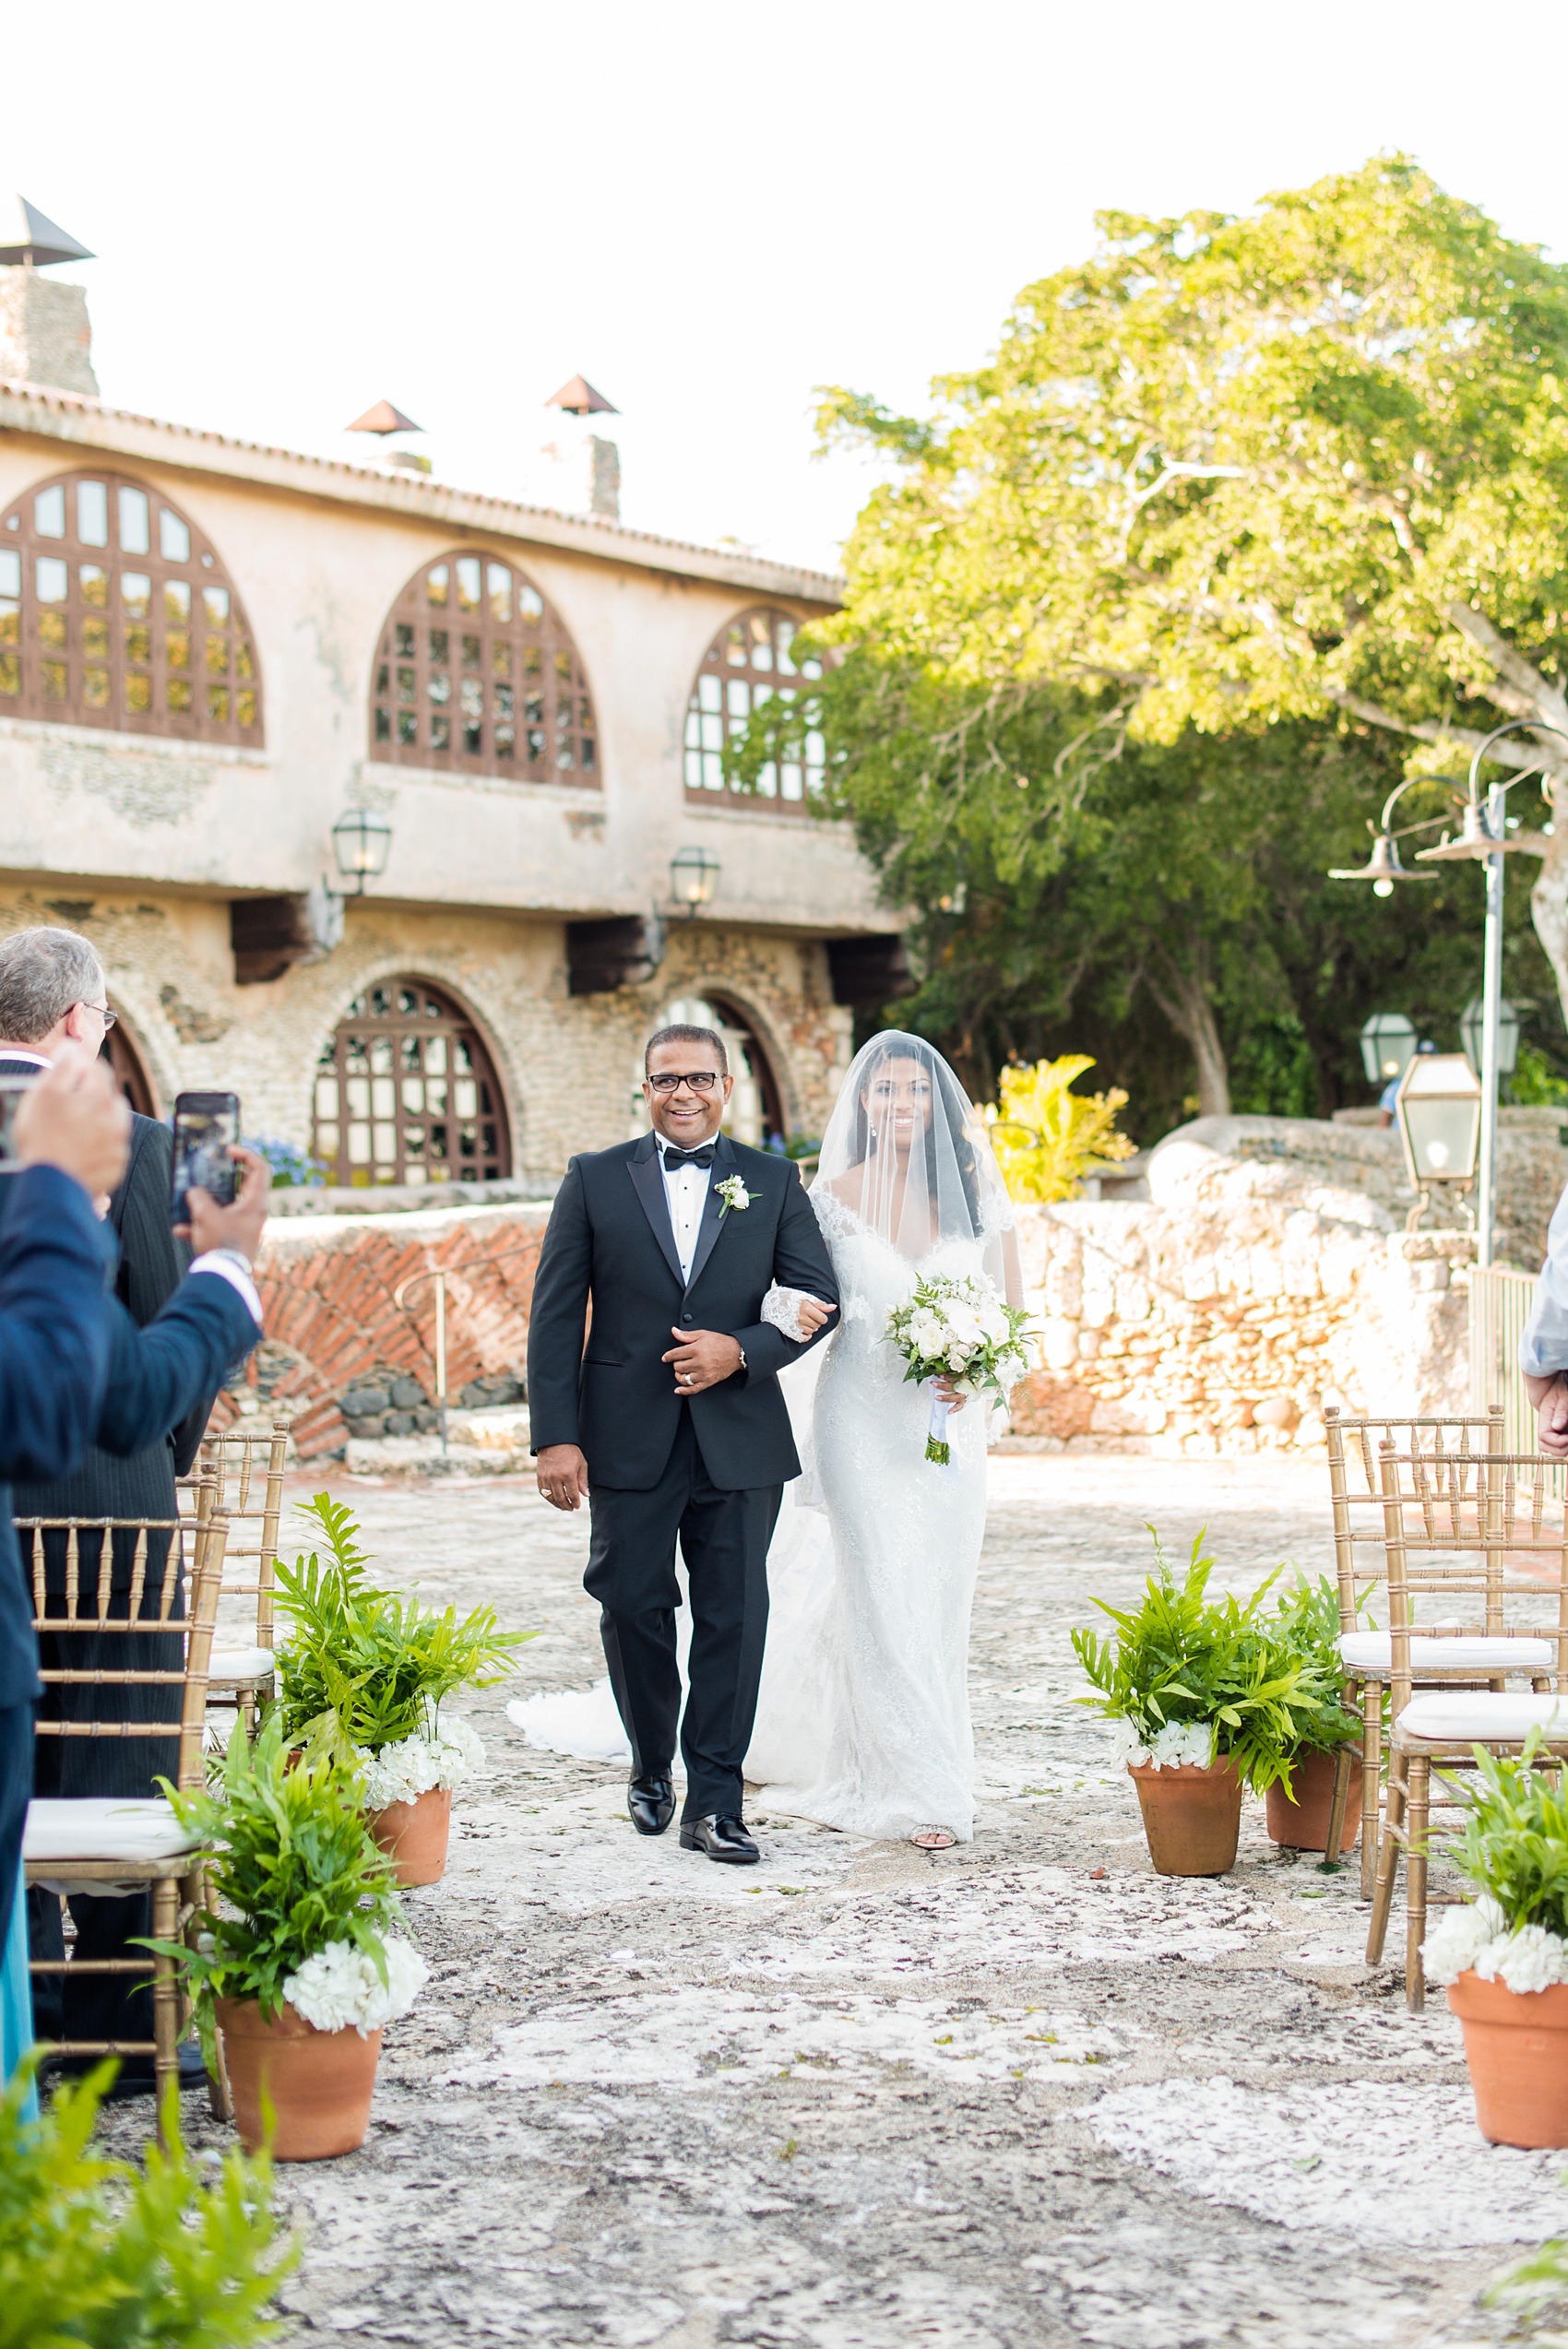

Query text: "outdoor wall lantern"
[331, 808, 394, 896]
[669, 847, 720, 916]
[1461, 994, 1520, 1084]
[1359, 1011, 1419, 1086]
[1395, 1050, 1482, 1231]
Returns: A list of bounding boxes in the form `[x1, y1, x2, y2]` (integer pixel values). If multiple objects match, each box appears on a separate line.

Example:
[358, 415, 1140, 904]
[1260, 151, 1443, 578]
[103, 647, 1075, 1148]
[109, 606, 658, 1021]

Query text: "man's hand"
[662, 1327, 743, 1394]
[1536, 1372, 1568, 1459]
[13, 1043, 130, 1200]
[176, 1145, 270, 1263]
[537, 1442, 589, 1511]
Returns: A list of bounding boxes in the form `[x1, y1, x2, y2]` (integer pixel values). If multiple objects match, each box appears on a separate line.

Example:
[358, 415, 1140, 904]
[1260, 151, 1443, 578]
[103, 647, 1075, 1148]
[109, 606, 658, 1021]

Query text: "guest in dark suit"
[0, 1048, 133, 1951]
[0, 926, 265, 2081]
[529, 1021, 838, 1863]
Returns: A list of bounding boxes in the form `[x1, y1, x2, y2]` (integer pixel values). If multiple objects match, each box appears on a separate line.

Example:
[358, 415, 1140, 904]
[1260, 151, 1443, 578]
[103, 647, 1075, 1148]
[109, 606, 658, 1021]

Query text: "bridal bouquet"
[887, 1273, 1033, 1465]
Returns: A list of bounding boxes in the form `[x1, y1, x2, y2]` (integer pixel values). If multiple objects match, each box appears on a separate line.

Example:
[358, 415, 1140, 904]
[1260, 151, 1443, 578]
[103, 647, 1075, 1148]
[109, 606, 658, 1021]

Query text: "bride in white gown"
[745, 1034, 1022, 1849]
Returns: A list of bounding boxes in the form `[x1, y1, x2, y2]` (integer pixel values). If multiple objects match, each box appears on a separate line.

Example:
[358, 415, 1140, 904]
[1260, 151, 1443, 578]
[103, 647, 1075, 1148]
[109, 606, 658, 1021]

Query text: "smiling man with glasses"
[529, 1020, 839, 1865]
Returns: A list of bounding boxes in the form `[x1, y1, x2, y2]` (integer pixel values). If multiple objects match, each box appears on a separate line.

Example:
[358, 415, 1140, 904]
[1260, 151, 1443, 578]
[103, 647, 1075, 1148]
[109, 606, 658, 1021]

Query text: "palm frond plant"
[0, 2055, 294, 2349]
[274, 1494, 529, 1807]
[1073, 1532, 1352, 1797]
[1421, 1735, 1568, 2150]
[142, 1715, 427, 2158]
[1264, 1572, 1364, 1762]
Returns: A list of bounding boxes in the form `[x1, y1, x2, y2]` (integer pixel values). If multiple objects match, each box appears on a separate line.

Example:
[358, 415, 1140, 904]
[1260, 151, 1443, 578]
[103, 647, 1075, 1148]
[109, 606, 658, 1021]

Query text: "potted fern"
[1423, 1734, 1568, 2149]
[1073, 1533, 1353, 1875]
[275, 1496, 528, 1885]
[1263, 1573, 1363, 1855]
[146, 1715, 426, 2160]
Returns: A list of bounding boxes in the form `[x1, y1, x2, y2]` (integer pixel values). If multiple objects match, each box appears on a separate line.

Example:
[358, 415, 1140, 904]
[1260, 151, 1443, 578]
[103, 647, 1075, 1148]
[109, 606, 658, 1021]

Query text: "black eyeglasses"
[647, 1070, 721, 1093]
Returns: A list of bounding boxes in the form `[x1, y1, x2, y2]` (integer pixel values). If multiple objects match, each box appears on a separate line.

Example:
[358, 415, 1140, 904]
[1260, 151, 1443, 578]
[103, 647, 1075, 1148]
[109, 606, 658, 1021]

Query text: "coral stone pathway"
[111, 1456, 1568, 2346]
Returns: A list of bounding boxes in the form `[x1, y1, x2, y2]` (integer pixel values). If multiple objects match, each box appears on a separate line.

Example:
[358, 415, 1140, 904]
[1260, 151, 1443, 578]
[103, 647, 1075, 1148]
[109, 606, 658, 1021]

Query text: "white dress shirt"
[1523, 1182, 1568, 1377]
[659, 1136, 713, 1283]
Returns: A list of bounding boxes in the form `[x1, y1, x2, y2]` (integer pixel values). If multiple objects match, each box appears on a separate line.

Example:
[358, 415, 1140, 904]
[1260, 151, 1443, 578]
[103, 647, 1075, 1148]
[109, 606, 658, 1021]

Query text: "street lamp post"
[1331, 726, 1568, 1268]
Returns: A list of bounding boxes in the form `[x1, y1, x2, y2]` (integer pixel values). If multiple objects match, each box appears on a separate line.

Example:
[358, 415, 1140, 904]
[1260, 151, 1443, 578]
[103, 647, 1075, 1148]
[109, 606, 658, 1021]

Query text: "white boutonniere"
[717, 1174, 753, 1213]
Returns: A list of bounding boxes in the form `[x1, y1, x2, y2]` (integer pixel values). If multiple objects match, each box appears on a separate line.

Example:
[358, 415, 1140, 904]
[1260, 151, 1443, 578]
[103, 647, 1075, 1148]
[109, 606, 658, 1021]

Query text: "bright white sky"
[9, 0, 1568, 575]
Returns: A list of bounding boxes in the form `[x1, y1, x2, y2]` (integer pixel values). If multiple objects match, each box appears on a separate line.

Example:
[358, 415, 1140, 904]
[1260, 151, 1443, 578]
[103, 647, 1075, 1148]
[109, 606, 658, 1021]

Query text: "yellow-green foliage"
[0, 2058, 294, 2348]
[986, 1056, 1134, 1203]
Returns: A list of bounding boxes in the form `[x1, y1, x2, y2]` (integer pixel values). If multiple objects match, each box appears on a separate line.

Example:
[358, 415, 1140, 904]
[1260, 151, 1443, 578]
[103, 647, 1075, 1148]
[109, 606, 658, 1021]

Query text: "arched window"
[647, 995, 785, 1148]
[369, 551, 597, 783]
[312, 979, 511, 1188]
[0, 470, 262, 744]
[683, 607, 825, 812]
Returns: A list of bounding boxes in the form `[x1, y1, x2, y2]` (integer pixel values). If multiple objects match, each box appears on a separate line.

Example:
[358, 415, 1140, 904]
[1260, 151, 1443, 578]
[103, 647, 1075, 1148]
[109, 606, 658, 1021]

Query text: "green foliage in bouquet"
[0, 2055, 294, 2348]
[1440, 1734, 1568, 1941]
[1265, 1572, 1364, 1760]
[1071, 1532, 1357, 1793]
[274, 1494, 529, 1762]
[142, 1713, 402, 2042]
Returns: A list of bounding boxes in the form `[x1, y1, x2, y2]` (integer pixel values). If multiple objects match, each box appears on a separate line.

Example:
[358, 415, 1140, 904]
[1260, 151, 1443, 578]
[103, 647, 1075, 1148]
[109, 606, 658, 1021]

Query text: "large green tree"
[814, 156, 1568, 1024]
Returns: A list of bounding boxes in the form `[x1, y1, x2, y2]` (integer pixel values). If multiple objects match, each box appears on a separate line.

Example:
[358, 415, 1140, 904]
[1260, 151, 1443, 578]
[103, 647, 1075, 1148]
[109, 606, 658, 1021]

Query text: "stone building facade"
[0, 278, 895, 1184]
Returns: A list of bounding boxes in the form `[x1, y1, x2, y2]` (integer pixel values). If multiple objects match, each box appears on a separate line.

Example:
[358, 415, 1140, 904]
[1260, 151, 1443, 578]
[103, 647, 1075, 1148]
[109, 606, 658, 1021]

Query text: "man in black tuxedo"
[529, 1023, 839, 1863]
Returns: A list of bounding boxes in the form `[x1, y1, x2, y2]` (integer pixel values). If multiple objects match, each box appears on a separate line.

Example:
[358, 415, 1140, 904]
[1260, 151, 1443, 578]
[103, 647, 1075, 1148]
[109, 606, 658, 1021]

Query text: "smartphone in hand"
[171, 1091, 241, 1226]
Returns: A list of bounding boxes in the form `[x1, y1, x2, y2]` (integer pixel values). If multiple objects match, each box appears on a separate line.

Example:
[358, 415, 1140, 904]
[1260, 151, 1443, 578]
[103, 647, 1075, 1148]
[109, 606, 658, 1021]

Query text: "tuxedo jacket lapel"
[683, 1131, 735, 1298]
[627, 1131, 684, 1291]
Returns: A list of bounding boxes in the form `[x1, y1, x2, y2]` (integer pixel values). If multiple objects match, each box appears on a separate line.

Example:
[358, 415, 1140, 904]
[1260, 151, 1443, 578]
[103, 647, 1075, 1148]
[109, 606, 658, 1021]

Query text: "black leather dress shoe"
[679, 1813, 759, 1864]
[627, 1774, 675, 1836]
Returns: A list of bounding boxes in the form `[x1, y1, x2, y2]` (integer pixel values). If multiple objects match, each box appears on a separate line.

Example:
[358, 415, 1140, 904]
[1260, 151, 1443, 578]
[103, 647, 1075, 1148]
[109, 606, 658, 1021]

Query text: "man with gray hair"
[0, 924, 228, 2094]
[0, 926, 117, 1069]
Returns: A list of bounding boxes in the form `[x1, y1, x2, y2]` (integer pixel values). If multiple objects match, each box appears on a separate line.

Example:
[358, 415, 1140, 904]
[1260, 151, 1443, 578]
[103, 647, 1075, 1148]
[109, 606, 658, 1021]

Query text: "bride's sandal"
[912, 1828, 957, 1851]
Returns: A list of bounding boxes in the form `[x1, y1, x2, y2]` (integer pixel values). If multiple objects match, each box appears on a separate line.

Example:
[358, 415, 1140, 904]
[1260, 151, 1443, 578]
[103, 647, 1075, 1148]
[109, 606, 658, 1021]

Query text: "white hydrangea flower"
[1487, 1923, 1568, 1995]
[1146, 1720, 1215, 1770]
[282, 1936, 429, 2036]
[1421, 1895, 1509, 1986]
[1107, 1719, 1151, 1767]
[357, 1709, 487, 1809]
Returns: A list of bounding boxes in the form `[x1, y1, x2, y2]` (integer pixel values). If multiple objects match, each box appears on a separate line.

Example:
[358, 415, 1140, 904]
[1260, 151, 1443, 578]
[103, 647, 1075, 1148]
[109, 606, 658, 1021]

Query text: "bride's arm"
[999, 1224, 1026, 1311]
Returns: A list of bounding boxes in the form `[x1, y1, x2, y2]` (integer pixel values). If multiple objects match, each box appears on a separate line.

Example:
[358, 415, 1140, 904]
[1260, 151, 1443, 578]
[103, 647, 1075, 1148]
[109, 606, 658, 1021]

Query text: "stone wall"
[1007, 1113, 1565, 1457]
[226, 1112, 1568, 1462]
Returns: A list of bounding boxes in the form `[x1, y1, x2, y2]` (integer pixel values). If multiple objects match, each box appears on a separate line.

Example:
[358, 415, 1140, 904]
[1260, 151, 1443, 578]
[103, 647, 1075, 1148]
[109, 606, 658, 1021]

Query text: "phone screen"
[0, 1073, 38, 1171]
[171, 1093, 241, 1225]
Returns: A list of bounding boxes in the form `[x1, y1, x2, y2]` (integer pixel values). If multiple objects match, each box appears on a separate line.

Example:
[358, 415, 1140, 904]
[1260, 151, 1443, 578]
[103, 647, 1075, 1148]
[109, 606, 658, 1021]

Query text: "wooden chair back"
[21, 1496, 227, 1791]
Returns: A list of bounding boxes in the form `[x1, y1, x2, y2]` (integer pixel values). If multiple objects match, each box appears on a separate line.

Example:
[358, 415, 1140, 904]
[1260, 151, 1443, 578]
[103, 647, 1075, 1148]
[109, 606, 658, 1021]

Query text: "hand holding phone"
[171, 1092, 241, 1228]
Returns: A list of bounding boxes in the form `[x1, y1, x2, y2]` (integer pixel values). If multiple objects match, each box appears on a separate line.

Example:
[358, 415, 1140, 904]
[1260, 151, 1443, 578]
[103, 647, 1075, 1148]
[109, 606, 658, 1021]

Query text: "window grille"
[313, 979, 510, 1188]
[369, 552, 596, 783]
[0, 471, 262, 744]
[683, 607, 825, 812]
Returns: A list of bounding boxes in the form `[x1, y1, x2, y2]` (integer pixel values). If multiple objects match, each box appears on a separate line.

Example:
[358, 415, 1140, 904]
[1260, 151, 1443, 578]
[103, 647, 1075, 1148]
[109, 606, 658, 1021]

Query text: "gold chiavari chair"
[179, 1420, 288, 1733]
[19, 1489, 229, 2132]
[1356, 1427, 1568, 2007]
[1323, 1406, 1556, 1894]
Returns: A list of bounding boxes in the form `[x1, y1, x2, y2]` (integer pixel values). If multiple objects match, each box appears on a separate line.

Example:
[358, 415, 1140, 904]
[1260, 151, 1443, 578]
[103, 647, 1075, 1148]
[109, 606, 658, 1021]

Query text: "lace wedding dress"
[744, 1190, 992, 1841]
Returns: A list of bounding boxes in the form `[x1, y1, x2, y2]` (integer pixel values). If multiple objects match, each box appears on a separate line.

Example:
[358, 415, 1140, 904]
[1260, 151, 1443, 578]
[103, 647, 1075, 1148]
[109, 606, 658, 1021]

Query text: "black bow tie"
[662, 1145, 716, 1170]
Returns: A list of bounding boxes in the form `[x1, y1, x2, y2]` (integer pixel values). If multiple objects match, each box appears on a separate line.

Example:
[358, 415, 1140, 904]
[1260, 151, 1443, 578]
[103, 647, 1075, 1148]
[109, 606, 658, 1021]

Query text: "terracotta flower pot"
[366, 1784, 452, 1886]
[1446, 1972, 1568, 2148]
[216, 1996, 381, 2161]
[1128, 1755, 1243, 1876]
[1265, 1747, 1361, 1854]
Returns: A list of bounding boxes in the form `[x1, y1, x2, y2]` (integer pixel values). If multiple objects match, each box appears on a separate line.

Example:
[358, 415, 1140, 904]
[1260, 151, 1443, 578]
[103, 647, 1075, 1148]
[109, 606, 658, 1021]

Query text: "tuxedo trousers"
[586, 1406, 780, 1821]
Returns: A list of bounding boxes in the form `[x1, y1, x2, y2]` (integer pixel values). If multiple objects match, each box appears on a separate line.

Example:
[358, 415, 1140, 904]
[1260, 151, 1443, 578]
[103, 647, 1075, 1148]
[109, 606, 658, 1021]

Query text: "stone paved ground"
[107, 1456, 1568, 2347]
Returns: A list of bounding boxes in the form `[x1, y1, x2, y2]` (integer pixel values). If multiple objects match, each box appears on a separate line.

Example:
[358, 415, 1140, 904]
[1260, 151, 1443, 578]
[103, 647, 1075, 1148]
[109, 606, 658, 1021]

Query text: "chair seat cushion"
[206, 1644, 275, 1683]
[22, 1797, 199, 1864]
[1340, 1631, 1556, 1671]
[1396, 1692, 1568, 1743]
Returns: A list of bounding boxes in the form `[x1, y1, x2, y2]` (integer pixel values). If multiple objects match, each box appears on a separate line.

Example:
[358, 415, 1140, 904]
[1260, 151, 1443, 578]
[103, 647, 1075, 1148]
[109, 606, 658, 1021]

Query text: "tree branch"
[1444, 602, 1568, 741]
